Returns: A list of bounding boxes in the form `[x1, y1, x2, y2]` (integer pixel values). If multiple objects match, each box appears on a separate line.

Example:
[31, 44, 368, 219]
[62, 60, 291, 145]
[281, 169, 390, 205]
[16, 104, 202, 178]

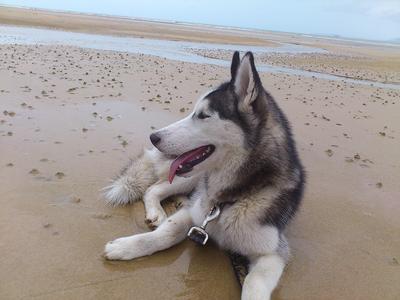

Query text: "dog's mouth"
[168, 145, 215, 183]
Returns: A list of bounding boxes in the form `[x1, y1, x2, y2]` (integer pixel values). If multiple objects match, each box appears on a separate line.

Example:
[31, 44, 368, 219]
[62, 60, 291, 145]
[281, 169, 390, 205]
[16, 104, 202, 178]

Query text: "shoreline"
[0, 6, 278, 46]
[1, 5, 399, 87]
[2, 5, 400, 49]
[2, 5, 400, 48]
[1, 24, 399, 89]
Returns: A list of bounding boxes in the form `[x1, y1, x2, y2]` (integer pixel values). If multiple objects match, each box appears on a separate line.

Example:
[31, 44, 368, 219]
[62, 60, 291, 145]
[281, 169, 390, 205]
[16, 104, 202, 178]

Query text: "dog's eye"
[197, 112, 211, 119]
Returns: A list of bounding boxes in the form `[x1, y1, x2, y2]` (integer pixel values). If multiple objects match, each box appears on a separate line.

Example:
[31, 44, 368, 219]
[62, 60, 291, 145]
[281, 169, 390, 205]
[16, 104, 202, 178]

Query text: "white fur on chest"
[188, 188, 280, 257]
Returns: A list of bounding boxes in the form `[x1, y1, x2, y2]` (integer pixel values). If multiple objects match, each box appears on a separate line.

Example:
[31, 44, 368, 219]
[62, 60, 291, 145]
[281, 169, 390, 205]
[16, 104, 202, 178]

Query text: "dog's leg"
[144, 179, 194, 228]
[241, 253, 286, 300]
[104, 207, 192, 260]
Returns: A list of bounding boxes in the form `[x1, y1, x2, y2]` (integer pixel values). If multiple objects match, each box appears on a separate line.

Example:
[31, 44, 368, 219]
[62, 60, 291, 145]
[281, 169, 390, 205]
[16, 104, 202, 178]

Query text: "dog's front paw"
[104, 236, 142, 260]
[145, 208, 167, 229]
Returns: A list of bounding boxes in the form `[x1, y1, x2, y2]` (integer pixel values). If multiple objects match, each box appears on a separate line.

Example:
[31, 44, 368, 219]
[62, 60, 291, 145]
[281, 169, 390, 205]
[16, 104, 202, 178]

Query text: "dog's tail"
[103, 150, 157, 206]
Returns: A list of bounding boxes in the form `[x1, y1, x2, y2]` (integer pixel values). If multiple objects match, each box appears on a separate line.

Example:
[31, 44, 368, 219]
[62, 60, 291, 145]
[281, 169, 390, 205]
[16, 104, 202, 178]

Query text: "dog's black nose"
[150, 133, 161, 146]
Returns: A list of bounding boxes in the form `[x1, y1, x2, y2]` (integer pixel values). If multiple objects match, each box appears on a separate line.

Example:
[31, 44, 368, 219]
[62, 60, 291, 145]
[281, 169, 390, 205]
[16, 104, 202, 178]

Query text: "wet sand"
[189, 47, 400, 84]
[1, 7, 400, 300]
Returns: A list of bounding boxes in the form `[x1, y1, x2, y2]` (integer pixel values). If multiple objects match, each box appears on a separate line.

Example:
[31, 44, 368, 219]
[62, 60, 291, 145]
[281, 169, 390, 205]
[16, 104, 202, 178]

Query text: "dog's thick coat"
[104, 51, 305, 300]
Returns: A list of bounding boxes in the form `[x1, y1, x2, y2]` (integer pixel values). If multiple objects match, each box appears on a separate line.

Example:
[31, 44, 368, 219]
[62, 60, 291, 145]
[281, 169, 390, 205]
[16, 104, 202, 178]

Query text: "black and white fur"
[103, 51, 305, 300]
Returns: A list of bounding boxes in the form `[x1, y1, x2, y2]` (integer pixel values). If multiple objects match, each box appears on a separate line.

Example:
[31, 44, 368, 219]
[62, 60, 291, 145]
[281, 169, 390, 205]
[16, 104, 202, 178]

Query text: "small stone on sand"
[70, 196, 81, 203]
[55, 172, 65, 179]
[388, 257, 399, 266]
[29, 168, 40, 175]
[92, 213, 112, 220]
[325, 149, 333, 157]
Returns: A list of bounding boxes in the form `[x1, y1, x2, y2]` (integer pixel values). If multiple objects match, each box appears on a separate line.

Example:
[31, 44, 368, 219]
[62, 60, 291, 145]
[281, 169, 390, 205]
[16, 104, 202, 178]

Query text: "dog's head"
[150, 51, 268, 183]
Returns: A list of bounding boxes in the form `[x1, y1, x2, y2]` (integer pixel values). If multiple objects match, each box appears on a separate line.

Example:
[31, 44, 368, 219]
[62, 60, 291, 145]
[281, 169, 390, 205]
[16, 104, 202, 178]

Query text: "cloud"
[363, 0, 400, 18]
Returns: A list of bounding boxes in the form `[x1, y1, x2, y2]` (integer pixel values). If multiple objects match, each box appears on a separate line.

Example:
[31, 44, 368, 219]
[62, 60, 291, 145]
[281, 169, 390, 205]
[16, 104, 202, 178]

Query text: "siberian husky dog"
[103, 51, 305, 300]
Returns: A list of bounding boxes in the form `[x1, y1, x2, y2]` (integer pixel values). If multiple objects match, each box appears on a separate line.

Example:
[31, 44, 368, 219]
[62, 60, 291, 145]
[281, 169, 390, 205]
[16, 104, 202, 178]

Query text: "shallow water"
[1, 25, 399, 90]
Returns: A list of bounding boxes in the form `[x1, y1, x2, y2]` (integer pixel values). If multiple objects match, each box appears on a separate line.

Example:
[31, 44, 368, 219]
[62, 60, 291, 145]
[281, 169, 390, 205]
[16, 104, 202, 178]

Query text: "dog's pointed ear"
[230, 51, 240, 82]
[232, 52, 261, 111]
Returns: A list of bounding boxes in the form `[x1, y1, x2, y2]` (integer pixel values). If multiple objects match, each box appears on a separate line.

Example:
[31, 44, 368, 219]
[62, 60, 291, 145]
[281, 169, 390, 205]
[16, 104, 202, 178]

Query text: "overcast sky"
[1, 0, 400, 41]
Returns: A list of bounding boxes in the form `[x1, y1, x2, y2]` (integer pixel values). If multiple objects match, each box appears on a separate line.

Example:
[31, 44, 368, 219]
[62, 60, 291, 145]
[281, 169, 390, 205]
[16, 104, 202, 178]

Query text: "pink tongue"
[168, 146, 208, 183]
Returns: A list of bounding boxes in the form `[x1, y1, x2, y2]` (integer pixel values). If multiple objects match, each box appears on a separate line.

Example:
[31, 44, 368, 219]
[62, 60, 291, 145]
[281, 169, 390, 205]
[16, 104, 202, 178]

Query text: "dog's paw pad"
[144, 217, 157, 224]
[145, 217, 160, 229]
[145, 212, 167, 228]
[104, 241, 121, 260]
[104, 238, 134, 260]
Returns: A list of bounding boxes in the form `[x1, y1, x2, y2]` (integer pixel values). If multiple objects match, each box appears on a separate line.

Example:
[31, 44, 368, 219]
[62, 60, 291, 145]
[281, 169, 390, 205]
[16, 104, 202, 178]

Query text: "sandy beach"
[0, 6, 399, 300]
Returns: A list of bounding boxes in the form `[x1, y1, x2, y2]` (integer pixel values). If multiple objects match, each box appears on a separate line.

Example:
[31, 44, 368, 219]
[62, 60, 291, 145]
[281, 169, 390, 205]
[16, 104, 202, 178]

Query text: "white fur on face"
[153, 95, 245, 176]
